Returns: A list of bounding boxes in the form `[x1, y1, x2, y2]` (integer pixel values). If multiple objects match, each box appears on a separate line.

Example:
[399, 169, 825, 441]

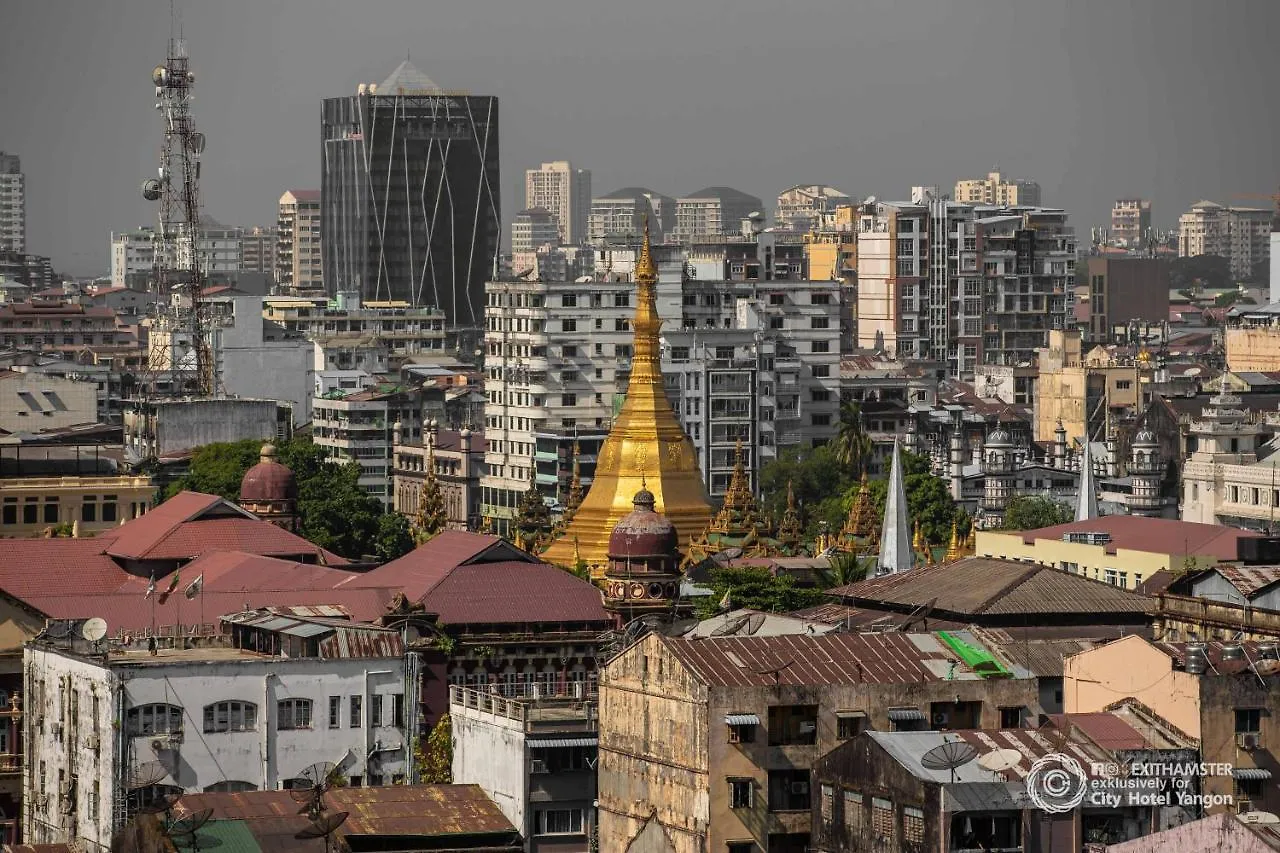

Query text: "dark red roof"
[105, 491, 343, 563]
[239, 458, 297, 502]
[608, 492, 678, 558]
[1018, 516, 1258, 559]
[1047, 712, 1149, 751]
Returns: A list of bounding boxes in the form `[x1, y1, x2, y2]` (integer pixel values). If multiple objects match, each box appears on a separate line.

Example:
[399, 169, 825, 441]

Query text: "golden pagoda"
[944, 519, 962, 562]
[542, 220, 714, 575]
[839, 472, 877, 546]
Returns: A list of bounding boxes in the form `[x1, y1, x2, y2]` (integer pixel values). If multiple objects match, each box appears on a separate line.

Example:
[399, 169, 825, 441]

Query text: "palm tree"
[833, 401, 874, 477]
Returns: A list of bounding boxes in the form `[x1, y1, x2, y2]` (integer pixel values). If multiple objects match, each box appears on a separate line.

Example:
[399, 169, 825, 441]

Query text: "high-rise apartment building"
[1111, 198, 1152, 247]
[322, 61, 499, 324]
[0, 153, 24, 254]
[110, 227, 157, 289]
[277, 190, 323, 294]
[775, 184, 851, 231]
[674, 187, 764, 241]
[239, 226, 276, 279]
[857, 197, 1074, 377]
[525, 160, 590, 245]
[588, 187, 675, 243]
[1178, 200, 1271, 280]
[953, 170, 1042, 207]
[510, 207, 560, 254]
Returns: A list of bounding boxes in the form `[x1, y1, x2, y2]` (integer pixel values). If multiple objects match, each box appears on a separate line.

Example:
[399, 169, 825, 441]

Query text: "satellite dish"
[921, 740, 978, 781]
[188, 132, 206, 155]
[165, 807, 213, 839]
[128, 761, 170, 790]
[82, 618, 108, 643]
[978, 748, 1023, 774]
[142, 179, 163, 201]
[1239, 811, 1280, 825]
[295, 811, 349, 840]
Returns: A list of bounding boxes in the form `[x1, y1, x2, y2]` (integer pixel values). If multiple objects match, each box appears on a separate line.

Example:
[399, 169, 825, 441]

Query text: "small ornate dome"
[608, 488, 677, 559]
[1133, 427, 1158, 446]
[240, 444, 298, 502]
[986, 425, 1013, 446]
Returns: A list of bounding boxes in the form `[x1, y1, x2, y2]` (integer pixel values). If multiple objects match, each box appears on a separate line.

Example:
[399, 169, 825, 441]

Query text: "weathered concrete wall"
[1199, 674, 1280, 815]
[451, 707, 527, 837]
[599, 634, 709, 853]
[1105, 812, 1275, 853]
[154, 398, 280, 456]
[1064, 636, 1203, 739]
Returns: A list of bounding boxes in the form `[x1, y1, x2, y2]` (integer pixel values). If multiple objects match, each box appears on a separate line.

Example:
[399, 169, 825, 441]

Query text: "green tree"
[694, 566, 827, 619]
[822, 550, 869, 589]
[375, 512, 415, 561]
[417, 713, 453, 784]
[1003, 495, 1073, 530]
[166, 439, 263, 500]
[864, 450, 958, 545]
[759, 444, 855, 537]
[832, 402, 874, 477]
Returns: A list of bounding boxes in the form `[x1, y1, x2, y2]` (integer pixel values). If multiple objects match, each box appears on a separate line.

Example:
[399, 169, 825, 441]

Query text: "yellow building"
[1034, 329, 1153, 444]
[1225, 326, 1280, 372]
[0, 473, 153, 537]
[975, 516, 1256, 591]
[803, 231, 856, 282]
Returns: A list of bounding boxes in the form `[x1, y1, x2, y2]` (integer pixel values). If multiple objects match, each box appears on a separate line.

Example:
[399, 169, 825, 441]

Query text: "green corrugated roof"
[937, 630, 1012, 679]
[191, 819, 263, 853]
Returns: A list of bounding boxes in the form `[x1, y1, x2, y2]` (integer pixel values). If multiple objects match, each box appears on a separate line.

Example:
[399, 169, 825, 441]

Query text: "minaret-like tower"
[1076, 440, 1099, 522]
[1054, 420, 1068, 470]
[1128, 427, 1165, 517]
[949, 425, 964, 500]
[980, 426, 1015, 529]
[543, 220, 714, 574]
[877, 438, 914, 575]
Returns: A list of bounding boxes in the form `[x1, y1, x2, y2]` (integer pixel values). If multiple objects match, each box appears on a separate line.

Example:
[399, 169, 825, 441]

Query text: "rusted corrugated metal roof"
[179, 785, 516, 845]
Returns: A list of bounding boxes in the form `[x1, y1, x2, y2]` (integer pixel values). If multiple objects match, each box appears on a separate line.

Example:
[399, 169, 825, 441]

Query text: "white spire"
[1076, 440, 1099, 522]
[878, 437, 914, 575]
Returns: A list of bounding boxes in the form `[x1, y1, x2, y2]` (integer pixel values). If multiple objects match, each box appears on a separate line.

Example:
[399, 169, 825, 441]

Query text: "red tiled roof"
[424, 561, 607, 625]
[661, 632, 963, 688]
[1047, 712, 1149, 751]
[1211, 564, 1280, 598]
[349, 531, 532, 598]
[0, 537, 129, 600]
[179, 551, 364, 592]
[105, 491, 345, 563]
[1019, 515, 1258, 559]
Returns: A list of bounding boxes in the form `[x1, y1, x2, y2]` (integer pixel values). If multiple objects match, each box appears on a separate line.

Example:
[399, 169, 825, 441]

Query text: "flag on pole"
[145, 573, 156, 599]
[184, 574, 203, 601]
[157, 571, 180, 605]
[718, 589, 732, 612]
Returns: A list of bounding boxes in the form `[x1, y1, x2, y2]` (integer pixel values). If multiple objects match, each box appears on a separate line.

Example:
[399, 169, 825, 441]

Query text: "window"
[615, 318, 630, 332]
[203, 701, 257, 733]
[843, 790, 863, 830]
[126, 704, 183, 736]
[277, 699, 312, 730]
[811, 340, 829, 353]
[562, 393, 577, 407]
[820, 784, 834, 823]
[768, 705, 818, 745]
[811, 293, 831, 305]
[1236, 776, 1265, 799]
[328, 696, 341, 728]
[536, 808, 584, 835]
[1236, 709, 1262, 733]
[769, 293, 785, 305]
[727, 721, 756, 744]
[999, 707, 1024, 728]
[80, 500, 96, 523]
[837, 712, 867, 740]
[1116, 380, 1132, 390]
[811, 414, 831, 427]
[562, 294, 577, 307]
[903, 806, 925, 844]
[811, 389, 831, 402]
[812, 365, 830, 378]
[562, 319, 577, 332]
[393, 693, 405, 728]
[43, 500, 58, 524]
[205, 780, 255, 793]
[810, 316, 830, 330]
[350, 696, 362, 728]
[896, 257, 914, 277]
[729, 778, 752, 809]
[348, 775, 363, 788]
[871, 797, 894, 837]
[727, 844, 755, 853]
[769, 317, 784, 330]
[767, 770, 810, 811]
[371, 695, 384, 727]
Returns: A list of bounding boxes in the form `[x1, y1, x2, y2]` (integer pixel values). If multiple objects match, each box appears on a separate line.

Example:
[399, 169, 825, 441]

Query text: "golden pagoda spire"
[412, 441, 448, 544]
[944, 519, 961, 562]
[563, 442, 584, 523]
[777, 480, 803, 548]
[710, 439, 758, 534]
[543, 218, 713, 575]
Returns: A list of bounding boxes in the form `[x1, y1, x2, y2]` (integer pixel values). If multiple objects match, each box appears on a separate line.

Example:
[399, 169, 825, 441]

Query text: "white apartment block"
[511, 207, 561, 255]
[109, 228, 156, 289]
[239, 226, 277, 277]
[0, 153, 25, 254]
[525, 161, 591, 245]
[313, 387, 422, 507]
[857, 197, 1073, 377]
[674, 187, 763, 241]
[263, 292, 449, 356]
[588, 188, 676, 243]
[277, 190, 323, 293]
[24, 613, 411, 852]
[775, 184, 851, 232]
[1178, 200, 1272, 281]
[953, 170, 1042, 207]
[1111, 198, 1152, 247]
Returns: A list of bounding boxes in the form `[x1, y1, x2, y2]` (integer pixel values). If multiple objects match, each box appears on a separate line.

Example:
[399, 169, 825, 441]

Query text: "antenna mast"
[141, 12, 213, 398]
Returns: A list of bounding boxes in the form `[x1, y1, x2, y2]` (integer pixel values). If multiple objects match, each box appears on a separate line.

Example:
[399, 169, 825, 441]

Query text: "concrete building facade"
[589, 187, 675, 243]
[525, 161, 590, 246]
[276, 190, 323, 294]
[109, 228, 156, 290]
[0, 153, 24, 254]
[1178, 200, 1271, 280]
[674, 187, 764, 241]
[774, 185, 850, 232]
[953, 170, 1041, 206]
[313, 387, 422, 508]
[1084, 256, 1170, 341]
[1111, 198, 1153, 247]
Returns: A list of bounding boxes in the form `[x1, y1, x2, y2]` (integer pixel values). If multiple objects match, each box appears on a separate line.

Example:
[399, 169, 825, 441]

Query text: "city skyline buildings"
[0, 2, 1275, 277]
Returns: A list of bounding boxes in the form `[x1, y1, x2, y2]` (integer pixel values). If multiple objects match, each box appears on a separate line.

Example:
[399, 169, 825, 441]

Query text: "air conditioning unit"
[790, 781, 809, 795]
[1237, 799, 1254, 814]
[1237, 732, 1262, 750]
[799, 721, 816, 735]
[84, 735, 100, 751]
[531, 759, 548, 775]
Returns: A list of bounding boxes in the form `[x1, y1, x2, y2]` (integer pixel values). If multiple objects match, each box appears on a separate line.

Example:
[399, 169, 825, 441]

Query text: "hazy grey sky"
[3, 0, 1277, 275]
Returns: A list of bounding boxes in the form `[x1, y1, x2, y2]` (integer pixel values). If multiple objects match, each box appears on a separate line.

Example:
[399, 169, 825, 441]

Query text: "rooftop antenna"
[978, 747, 1023, 781]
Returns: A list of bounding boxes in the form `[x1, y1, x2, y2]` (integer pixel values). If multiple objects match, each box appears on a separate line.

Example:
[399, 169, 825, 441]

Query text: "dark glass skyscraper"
[322, 61, 500, 327]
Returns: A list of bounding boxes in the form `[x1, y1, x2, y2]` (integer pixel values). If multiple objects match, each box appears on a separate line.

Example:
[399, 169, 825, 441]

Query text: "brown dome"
[240, 444, 298, 502]
[608, 489, 678, 559]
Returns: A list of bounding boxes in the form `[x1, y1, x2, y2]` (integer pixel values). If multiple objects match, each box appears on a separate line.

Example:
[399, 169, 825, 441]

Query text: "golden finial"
[635, 215, 657, 284]
[945, 519, 961, 562]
